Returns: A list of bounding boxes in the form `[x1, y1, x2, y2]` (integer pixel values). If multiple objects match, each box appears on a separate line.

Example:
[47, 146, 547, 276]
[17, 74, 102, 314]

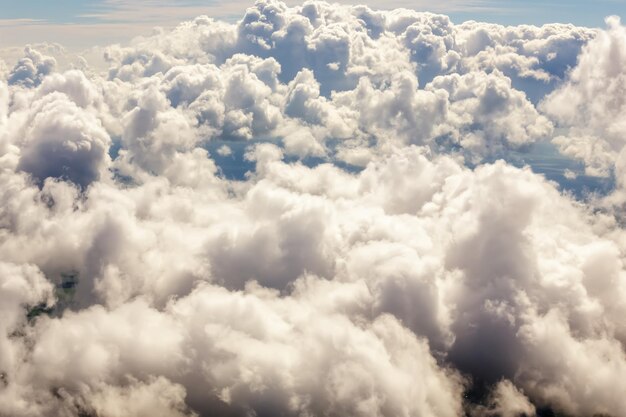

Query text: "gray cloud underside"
[1, 1, 626, 417]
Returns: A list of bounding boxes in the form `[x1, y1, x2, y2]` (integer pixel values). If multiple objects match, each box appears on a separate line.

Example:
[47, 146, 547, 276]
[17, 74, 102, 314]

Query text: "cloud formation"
[7, 46, 56, 88]
[543, 17, 626, 178]
[1, 2, 626, 417]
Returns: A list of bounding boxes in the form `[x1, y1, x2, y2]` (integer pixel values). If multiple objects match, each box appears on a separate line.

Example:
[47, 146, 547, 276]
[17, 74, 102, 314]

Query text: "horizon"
[0, 0, 625, 50]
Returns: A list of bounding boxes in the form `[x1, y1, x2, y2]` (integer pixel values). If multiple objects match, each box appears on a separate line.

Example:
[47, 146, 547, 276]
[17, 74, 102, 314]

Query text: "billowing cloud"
[1, 2, 626, 417]
[16, 93, 111, 188]
[0, 80, 8, 153]
[7, 46, 56, 88]
[543, 17, 626, 182]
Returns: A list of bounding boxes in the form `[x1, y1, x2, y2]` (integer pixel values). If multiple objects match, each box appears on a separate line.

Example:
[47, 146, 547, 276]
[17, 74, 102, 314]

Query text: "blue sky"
[1, 0, 625, 25]
[1, 0, 626, 48]
[451, 0, 626, 26]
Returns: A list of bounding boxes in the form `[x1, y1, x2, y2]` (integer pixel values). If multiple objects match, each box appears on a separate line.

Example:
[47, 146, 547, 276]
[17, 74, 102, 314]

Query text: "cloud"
[14, 92, 111, 188]
[8, 46, 56, 87]
[470, 379, 536, 417]
[0, 80, 8, 152]
[542, 17, 626, 179]
[428, 69, 553, 159]
[100, 0, 585, 164]
[1, 2, 626, 417]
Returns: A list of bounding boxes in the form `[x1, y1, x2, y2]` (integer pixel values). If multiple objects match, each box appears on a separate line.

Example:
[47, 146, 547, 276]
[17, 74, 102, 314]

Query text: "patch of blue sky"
[204, 138, 365, 181]
[0, 0, 235, 25]
[507, 141, 615, 199]
[448, 0, 626, 27]
[1, 0, 626, 27]
[199, 137, 614, 199]
[0, 0, 101, 23]
[476, 139, 615, 199]
[205, 139, 259, 180]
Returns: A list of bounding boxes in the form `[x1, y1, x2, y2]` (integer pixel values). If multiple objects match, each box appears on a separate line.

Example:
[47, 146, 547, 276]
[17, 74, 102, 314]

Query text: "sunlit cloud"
[1, 2, 626, 417]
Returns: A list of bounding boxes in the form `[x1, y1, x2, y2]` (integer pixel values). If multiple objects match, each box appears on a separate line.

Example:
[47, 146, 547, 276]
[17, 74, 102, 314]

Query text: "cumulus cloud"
[94, 0, 592, 164]
[542, 17, 626, 177]
[16, 93, 111, 188]
[0, 80, 8, 153]
[1, 2, 626, 417]
[8, 46, 56, 88]
[428, 69, 553, 159]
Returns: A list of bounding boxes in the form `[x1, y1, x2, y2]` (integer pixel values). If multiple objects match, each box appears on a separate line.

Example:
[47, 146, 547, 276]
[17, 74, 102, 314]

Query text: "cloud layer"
[1, 1, 625, 417]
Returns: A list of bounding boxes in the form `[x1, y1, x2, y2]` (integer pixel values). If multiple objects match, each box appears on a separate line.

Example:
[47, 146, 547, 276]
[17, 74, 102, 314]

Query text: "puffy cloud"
[83, 377, 196, 417]
[0, 262, 54, 416]
[88, 0, 595, 164]
[8, 46, 56, 88]
[542, 17, 626, 180]
[37, 70, 101, 109]
[172, 283, 466, 417]
[2, 2, 626, 417]
[516, 309, 626, 416]
[0, 80, 8, 152]
[15, 92, 111, 188]
[0, 261, 466, 416]
[470, 380, 536, 417]
[119, 83, 199, 174]
[330, 69, 449, 157]
[3, 138, 626, 417]
[428, 70, 553, 160]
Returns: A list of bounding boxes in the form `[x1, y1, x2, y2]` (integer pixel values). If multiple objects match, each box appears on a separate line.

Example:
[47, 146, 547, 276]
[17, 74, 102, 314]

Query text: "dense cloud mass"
[1, 1, 626, 416]
[543, 16, 626, 198]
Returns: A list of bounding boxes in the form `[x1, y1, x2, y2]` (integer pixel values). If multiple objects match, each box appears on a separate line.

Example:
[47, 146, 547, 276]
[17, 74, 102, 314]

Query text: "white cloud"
[470, 380, 536, 417]
[427, 69, 553, 159]
[14, 92, 111, 188]
[1, 3, 626, 417]
[542, 16, 626, 179]
[8, 46, 56, 88]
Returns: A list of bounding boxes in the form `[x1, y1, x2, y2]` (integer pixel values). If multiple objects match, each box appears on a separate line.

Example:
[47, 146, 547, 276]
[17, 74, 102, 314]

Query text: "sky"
[1, 0, 626, 48]
[4, 1, 626, 417]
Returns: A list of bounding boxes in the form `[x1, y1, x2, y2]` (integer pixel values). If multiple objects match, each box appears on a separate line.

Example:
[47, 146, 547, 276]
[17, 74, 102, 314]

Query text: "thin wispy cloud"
[0, 18, 45, 27]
